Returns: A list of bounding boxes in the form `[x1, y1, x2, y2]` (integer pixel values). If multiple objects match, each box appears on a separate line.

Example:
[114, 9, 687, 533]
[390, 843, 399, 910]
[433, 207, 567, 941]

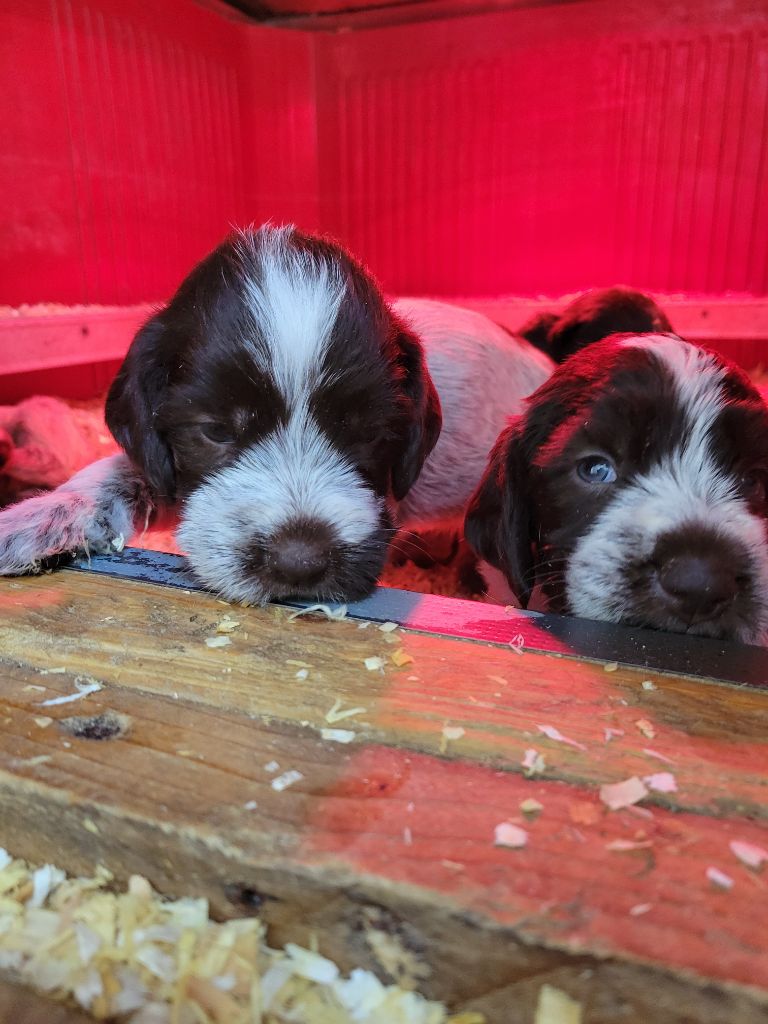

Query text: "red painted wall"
[1, 0, 766, 308]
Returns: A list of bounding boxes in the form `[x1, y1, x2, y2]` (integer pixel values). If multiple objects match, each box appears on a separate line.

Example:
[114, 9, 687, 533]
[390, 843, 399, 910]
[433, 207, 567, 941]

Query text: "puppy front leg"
[0, 454, 153, 575]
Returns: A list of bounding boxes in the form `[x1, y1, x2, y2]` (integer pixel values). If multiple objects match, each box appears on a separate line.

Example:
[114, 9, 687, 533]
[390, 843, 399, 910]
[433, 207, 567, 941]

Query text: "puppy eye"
[739, 470, 768, 503]
[199, 422, 236, 444]
[577, 456, 617, 485]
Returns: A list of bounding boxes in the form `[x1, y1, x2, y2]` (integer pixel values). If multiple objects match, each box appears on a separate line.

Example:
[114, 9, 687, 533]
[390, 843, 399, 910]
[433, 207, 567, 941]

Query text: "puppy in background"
[520, 286, 672, 363]
[465, 333, 768, 645]
[0, 225, 552, 605]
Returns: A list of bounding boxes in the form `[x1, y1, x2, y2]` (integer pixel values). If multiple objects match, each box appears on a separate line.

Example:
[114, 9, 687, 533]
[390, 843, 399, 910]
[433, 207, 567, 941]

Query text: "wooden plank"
[0, 571, 767, 1023]
[67, 548, 768, 688]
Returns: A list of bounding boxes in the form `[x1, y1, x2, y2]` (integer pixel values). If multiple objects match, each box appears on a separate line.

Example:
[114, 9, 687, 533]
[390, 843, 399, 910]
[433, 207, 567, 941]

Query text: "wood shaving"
[364, 656, 385, 672]
[629, 903, 653, 916]
[39, 678, 103, 707]
[288, 604, 348, 621]
[493, 822, 528, 849]
[642, 748, 675, 765]
[320, 728, 356, 744]
[706, 866, 735, 890]
[295, 669, 309, 680]
[325, 700, 367, 724]
[537, 724, 587, 751]
[603, 662, 619, 672]
[643, 772, 677, 793]
[508, 633, 524, 654]
[264, 761, 280, 773]
[600, 776, 649, 810]
[605, 839, 653, 851]
[519, 798, 543, 818]
[534, 983, 582, 1024]
[441, 725, 465, 742]
[204, 636, 231, 648]
[271, 769, 304, 792]
[634, 718, 656, 739]
[641, 680, 657, 690]
[33, 717, 53, 728]
[604, 728, 624, 742]
[215, 616, 240, 634]
[391, 649, 414, 667]
[730, 839, 768, 870]
[0, 850, 473, 1023]
[39, 667, 67, 675]
[378, 621, 399, 633]
[522, 749, 546, 776]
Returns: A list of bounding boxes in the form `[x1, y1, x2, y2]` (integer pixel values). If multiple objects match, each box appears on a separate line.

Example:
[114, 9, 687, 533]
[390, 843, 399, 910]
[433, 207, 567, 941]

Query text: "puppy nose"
[271, 536, 330, 588]
[658, 554, 738, 620]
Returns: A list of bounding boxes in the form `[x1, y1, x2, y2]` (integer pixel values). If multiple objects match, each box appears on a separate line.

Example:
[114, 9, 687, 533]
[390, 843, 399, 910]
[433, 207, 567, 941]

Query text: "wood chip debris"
[642, 748, 675, 765]
[508, 633, 524, 654]
[204, 635, 231, 648]
[364, 656, 386, 672]
[537, 724, 587, 751]
[0, 849, 477, 1023]
[605, 839, 654, 852]
[391, 649, 414, 667]
[706, 865, 735, 890]
[295, 669, 309, 680]
[603, 661, 619, 672]
[441, 725, 465, 743]
[599, 776, 649, 810]
[39, 667, 67, 675]
[493, 822, 528, 849]
[215, 615, 240, 634]
[604, 728, 624, 742]
[629, 902, 653, 916]
[730, 839, 768, 870]
[378, 621, 399, 633]
[325, 699, 367, 724]
[320, 728, 356, 744]
[288, 603, 348, 621]
[520, 798, 543, 819]
[634, 718, 656, 739]
[534, 983, 583, 1024]
[641, 679, 657, 690]
[39, 677, 103, 707]
[271, 769, 304, 792]
[33, 716, 53, 728]
[522, 749, 546, 776]
[642, 772, 677, 793]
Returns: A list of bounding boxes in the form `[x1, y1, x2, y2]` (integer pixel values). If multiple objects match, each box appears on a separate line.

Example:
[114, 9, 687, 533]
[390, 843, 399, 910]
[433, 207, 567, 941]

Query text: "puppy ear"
[518, 310, 559, 356]
[464, 419, 535, 606]
[390, 323, 442, 501]
[105, 313, 176, 503]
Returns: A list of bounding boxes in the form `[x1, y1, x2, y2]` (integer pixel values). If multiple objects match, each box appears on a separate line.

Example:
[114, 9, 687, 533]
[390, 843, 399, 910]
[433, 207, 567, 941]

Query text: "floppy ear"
[518, 310, 559, 356]
[390, 324, 443, 501]
[105, 313, 176, 503]
[464, 419, 535, 606]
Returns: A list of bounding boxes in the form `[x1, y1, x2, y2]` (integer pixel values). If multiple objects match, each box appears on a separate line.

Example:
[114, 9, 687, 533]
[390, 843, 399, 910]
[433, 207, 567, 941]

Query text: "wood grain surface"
[0, 570, 767, 1023]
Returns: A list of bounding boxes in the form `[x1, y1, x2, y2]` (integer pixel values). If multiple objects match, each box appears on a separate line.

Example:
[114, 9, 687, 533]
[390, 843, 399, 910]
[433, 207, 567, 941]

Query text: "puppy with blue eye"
[0, 224, 552, 605]
[465, 333, 768, 645]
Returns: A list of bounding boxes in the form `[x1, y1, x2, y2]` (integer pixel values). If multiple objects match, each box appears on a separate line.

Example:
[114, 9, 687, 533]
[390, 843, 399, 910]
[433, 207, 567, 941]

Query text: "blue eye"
[577, 456, 617, 485]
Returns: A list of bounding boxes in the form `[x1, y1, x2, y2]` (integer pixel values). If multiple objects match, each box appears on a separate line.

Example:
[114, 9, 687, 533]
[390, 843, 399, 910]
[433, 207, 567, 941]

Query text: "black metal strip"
[65, 548, 768, 689]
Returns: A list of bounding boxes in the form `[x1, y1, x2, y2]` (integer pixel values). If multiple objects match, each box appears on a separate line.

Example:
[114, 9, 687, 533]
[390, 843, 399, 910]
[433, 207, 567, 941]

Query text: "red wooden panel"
[314, 0, 768, 297]
[0, 0, 255, 307]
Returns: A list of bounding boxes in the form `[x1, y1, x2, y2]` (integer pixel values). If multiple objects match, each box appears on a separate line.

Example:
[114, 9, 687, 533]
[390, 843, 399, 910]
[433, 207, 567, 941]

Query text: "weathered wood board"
[0, 569, 767, 1022]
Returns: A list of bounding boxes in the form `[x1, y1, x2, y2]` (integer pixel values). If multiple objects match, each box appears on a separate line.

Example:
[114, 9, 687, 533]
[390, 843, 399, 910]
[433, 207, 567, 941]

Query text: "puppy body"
[0, 226, 551, 604]
[395, 298, 553, 523]
[466, 334, 768, 645]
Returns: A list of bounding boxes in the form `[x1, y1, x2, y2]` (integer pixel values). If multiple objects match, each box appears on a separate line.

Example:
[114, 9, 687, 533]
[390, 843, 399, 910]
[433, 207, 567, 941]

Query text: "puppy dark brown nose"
[658, 554, 739, 621]
[270, 536, 330, 588]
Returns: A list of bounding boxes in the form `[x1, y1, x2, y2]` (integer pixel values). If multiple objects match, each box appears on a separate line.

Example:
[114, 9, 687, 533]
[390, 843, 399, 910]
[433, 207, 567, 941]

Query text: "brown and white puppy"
[465, 334, 768, 645]
[520, 286, 672, 364]
[0, 225, 551, 604]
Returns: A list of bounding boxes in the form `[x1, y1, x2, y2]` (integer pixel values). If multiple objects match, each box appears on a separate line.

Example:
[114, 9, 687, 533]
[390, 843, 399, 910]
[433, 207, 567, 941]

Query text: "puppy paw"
[0, 490, 128, 575]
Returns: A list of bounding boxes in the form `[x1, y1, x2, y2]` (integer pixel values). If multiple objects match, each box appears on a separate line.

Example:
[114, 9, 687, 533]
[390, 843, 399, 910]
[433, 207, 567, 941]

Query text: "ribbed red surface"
[1, 0, 766, 307]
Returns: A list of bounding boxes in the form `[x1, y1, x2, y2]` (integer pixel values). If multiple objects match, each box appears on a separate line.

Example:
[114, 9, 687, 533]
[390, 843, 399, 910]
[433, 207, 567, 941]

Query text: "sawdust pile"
[0, 849, 484, 1024]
